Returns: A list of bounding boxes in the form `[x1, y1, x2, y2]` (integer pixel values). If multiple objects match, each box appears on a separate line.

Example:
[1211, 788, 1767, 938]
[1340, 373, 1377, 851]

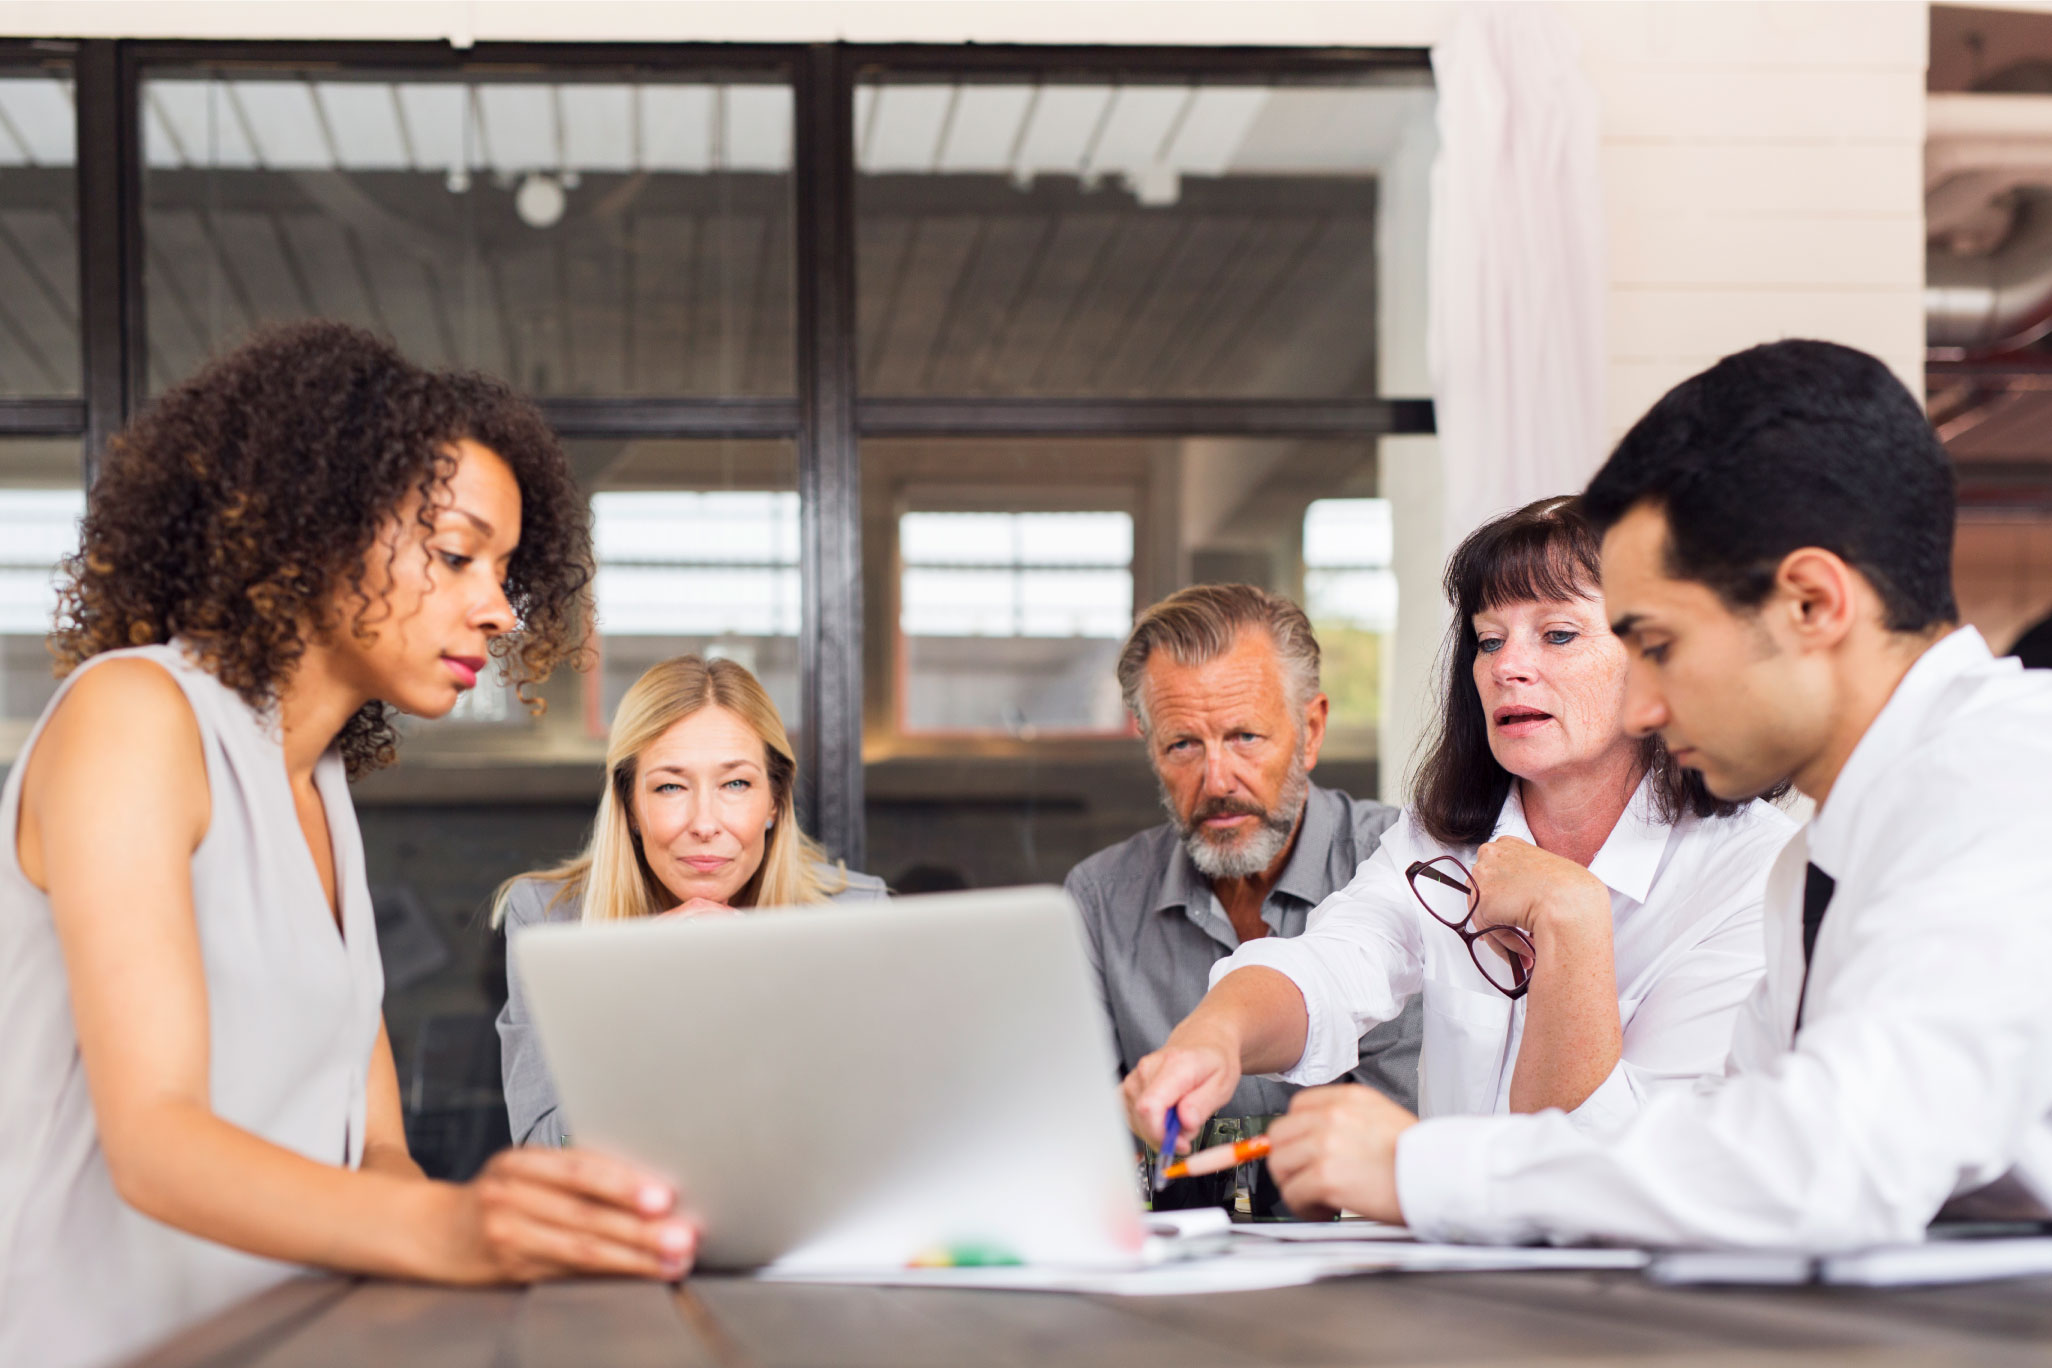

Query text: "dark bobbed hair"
[51, 321, 594, 776]
[1581, 339, 1957, 632]
[1410, 496, 1751, 848]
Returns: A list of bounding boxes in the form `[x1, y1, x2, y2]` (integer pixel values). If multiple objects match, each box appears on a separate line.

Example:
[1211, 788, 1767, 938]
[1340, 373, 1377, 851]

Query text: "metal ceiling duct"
[1928, 190, 2052, 352]
[1927, 94, 2052, 354]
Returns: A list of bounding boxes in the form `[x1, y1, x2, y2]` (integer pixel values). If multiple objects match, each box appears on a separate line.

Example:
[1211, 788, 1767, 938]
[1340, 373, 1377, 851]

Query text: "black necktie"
[1793, 862, 1835, 1035]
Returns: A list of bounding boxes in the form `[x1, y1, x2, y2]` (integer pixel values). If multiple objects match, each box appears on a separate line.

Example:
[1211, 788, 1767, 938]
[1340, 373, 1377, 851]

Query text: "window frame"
[38, 37, 1441, 869]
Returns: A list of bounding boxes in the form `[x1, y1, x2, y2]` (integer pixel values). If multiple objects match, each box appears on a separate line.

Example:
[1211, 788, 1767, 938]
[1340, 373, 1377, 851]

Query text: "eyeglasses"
[1404, 856, 1535, 999]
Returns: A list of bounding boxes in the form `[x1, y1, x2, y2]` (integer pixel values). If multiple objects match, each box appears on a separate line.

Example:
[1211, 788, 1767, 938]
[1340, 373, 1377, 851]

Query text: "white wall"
[1564, 2, 1928, 442]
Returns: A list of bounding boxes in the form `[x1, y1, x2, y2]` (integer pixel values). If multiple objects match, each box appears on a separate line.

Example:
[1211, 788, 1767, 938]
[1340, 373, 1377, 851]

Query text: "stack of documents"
[1648, 1235, 2052, 1288]
[757, 1217, 1648, 1295]
[758, 1217, 2052, 1296]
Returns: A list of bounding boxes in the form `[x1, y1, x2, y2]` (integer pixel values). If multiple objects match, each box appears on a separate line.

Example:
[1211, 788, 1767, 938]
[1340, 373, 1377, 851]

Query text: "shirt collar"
[1153, 830, 1208, 917]
[1493, 771, 1667, 906]
[1272, 784, 1340, 908]
[1152, 786, 1332, 918]
[1808, 625, 1992, 879]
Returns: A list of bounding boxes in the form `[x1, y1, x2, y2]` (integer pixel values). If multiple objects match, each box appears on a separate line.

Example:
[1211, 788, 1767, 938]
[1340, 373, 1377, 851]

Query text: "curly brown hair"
[51, 321, 594, 776]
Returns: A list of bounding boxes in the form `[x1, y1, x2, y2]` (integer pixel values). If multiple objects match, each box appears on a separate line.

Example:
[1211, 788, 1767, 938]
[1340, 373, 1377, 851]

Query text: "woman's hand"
[1264, 1085, 1416, 1223]
[435, 1148, 699, 1283]
[662, 897, 738, 920]
[1470, 836, 1610, 942]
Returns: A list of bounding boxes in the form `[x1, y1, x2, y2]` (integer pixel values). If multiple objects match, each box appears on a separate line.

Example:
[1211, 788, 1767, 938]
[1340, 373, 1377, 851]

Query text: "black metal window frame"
[15, 37, 1436, 869]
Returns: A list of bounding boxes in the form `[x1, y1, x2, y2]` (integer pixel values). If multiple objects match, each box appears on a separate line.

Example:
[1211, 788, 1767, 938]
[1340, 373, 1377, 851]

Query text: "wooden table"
[122, 1270, 2052, 1367]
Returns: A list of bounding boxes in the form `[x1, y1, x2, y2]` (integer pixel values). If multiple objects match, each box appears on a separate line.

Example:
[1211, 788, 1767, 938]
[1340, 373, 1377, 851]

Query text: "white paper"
[1644, 1251, 1813, 1287]
[1232, 1220, 1416, 1243]
[1824, 1237, 2052, 1287]
[756, 1239, 1648, 1296]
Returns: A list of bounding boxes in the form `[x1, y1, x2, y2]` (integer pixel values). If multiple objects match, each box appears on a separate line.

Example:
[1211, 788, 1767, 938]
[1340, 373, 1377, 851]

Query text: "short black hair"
[1582, 339, 1956, 632]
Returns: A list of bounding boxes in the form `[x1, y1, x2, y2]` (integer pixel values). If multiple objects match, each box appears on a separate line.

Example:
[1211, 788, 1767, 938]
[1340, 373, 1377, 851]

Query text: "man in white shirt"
[1145, 338, 2052, 1249]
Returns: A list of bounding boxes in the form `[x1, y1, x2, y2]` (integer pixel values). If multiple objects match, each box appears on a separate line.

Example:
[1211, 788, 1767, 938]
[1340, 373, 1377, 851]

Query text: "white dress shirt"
[1395, 627, 2052, 1250]
[1215, 774, 1793, 1131]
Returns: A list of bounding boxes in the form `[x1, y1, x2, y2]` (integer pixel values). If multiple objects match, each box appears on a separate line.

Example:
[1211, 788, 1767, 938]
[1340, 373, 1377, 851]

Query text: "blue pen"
[1153, 1108, 1181, 1192]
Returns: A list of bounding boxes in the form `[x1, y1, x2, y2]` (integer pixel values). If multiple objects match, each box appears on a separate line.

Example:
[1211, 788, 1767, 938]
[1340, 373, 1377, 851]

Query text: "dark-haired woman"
[1124, 496, 1794, 1174]
[0, 324, 696, 1368]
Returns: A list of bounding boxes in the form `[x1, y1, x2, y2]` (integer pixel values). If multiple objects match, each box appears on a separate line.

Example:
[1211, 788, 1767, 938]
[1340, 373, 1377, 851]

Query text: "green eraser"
[947, 1243, 1024, 1267]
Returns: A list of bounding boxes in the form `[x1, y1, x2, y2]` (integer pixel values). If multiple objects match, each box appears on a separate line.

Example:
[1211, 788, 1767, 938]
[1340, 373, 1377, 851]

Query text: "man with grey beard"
[1064, 584, 1421, 1211]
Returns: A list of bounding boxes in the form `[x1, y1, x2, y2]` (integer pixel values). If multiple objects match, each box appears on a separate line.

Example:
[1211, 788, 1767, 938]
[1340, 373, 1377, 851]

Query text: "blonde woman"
[495, 655, 887, 1146]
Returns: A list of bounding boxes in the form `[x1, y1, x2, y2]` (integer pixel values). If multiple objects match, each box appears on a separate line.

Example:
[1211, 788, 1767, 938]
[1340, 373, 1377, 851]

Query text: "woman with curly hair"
[0, 323, 698, 1368]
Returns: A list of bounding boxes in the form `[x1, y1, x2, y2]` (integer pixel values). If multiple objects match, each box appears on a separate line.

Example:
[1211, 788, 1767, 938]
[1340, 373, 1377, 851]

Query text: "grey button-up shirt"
[1065, 783, 1421, 1116]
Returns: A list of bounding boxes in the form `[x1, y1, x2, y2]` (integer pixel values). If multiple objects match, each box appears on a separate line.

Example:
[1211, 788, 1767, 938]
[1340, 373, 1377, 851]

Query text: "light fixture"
[515, 172, 567, 229]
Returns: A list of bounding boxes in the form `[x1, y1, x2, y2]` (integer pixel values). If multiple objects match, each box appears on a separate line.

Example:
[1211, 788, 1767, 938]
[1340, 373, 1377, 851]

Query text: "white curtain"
[1429, 2, 1607, 552]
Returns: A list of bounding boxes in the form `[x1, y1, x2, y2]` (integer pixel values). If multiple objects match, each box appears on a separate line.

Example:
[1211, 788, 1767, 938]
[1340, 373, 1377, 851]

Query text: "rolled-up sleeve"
[497, 882, 571, 1148]
[1209, 838, 1426, 1086]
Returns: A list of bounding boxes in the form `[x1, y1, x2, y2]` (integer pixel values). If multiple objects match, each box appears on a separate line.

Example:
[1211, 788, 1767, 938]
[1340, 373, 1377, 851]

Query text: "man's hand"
[1120, 1034, 1242, 1152]
[1264, 1084, 1417, 1223]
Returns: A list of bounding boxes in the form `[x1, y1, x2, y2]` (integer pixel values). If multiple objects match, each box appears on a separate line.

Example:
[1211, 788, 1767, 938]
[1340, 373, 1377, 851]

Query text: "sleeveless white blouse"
[0, 644, 385, 1368]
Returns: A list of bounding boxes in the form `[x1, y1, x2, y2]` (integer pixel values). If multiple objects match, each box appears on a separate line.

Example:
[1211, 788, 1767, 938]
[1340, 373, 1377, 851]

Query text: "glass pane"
[899, 510, 1134, 732]
[862, 437, 1390, 891]
[583, 439, 802, 733]
[854, 72, 1431, 398]
[0, 67, 81, 398]
[142, 67, 793, 398]
[0, 439, 83, 738]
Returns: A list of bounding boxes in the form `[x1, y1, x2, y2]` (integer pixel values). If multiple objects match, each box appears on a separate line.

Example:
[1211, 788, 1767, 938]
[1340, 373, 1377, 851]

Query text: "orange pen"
[1159, 1133, 1271, 1182]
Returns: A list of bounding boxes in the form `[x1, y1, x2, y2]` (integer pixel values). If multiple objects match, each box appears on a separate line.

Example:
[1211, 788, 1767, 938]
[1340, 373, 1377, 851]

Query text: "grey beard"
[1170, 760, 1310, 882]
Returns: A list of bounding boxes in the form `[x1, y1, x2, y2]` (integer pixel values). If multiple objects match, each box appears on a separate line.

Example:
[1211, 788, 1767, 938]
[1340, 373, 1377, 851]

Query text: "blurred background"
[0, 1, 2043, 1174]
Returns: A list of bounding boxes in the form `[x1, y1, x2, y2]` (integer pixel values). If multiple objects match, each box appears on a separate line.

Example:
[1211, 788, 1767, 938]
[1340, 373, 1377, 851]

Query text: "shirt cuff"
[1564, 1059, 1640, 1137]
[1209, 938, 1346, 1086]
[1395, 1115, 1542, 1245]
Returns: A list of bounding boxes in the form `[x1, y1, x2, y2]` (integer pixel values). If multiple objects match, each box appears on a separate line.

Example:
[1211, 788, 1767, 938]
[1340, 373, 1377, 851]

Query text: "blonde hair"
[494, 655, 845, 925]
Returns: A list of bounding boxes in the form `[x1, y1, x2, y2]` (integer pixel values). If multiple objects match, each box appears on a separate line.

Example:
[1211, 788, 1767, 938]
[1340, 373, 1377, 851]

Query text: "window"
[0, 68, 80, 399]
[850, 56, 1433, 890]
[0, 471, 83, 726]
[863, 436, 1395, 892]
[0, 60, 85, 744]
[592, 483, 802, 727]
[0, 44, 1438, 1177]
[142, 68, 794, 397]
[1302, 497, 1396, 734]
[854, 75, 1426, 398]
[899, 510, 1133, 734]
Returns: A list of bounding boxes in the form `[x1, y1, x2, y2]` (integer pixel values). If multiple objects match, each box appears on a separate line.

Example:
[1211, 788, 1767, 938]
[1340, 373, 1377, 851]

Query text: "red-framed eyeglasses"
[1405, 855, 1536, 1000]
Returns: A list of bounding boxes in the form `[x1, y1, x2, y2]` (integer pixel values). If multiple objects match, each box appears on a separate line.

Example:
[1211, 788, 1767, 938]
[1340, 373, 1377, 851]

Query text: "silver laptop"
[510, 885, 1147, 1272]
